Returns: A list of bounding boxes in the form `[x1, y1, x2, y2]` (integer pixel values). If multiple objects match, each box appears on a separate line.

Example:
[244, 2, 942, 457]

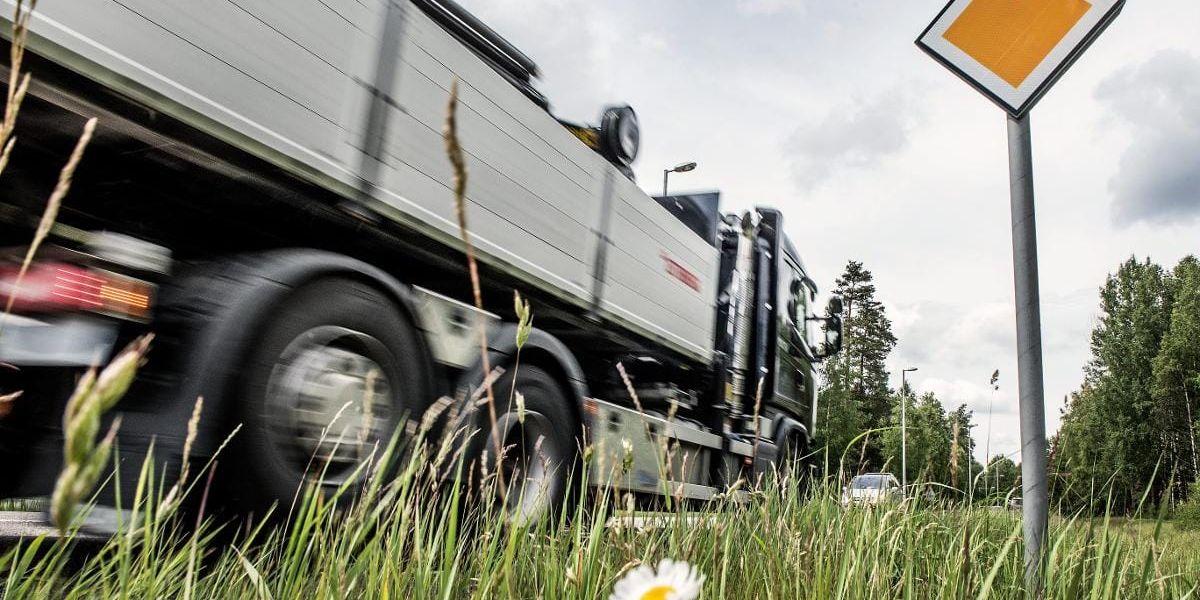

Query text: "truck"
[0, 0, 842, 528]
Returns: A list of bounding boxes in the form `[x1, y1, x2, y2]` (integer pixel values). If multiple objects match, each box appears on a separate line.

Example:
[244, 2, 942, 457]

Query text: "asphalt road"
[0, 511, 106, 546]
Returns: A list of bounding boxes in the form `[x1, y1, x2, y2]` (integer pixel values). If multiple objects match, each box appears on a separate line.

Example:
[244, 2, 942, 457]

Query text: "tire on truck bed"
[142, 250, 433, 517]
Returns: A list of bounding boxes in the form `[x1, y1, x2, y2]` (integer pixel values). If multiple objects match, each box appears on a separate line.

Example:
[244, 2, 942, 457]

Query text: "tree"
[817, 261, 897, 472]
[948, 404, 978, 496]
[1152, 256, 1200, 497]
[878, 392, 974, 497]
[981, 456, 1019, 502]
[813, 383, 865, 476]
[1053, 385, 1104, 511]
[1056, 257, 1173, 512]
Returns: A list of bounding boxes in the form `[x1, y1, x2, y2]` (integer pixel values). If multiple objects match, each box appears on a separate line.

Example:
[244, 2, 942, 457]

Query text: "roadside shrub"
[1175, 482, 1200, 530]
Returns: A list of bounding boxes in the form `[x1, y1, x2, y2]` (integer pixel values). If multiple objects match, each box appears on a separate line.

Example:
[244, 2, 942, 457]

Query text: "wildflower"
[610, 559, 704, 600]
[513, 290, 533, 349]
[515, 390, 526, 424]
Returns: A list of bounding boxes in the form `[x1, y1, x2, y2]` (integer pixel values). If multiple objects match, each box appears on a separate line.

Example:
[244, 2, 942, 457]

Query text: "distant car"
[841, 473, 902, 507]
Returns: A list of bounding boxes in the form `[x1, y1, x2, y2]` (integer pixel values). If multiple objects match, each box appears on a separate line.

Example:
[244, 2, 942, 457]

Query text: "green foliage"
[882, 392, 950, 485]
[1151, 256, 1200, 491]
[813, 382, 866, 474]
[813, 261, 981, 494]
[1055, 255, 1200, 514]
[1176, 482, 1200, 531]
[5, 457, 1199, 598]
[817, 261, 897, 472]
[980, 455, 1020, 503]
[948, 404, 980, 489]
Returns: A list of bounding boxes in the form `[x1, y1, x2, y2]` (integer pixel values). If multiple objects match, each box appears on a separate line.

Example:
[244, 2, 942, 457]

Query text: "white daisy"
[609, 559, 705, 600]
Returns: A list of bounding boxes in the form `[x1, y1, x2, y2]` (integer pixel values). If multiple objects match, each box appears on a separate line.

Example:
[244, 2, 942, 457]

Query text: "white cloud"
[735, 0, 807, 16]
[637, 32, 669, 53]
[1096, 50, 1200, 226]
[786, 89, 923, 191]
[919, 378, 1011, 416]
[891, 301, 1011, 370]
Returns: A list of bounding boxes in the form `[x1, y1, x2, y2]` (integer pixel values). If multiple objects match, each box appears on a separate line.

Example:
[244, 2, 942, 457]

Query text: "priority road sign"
[916, 0, 1125, 593]
[917, 0, 1125, 117]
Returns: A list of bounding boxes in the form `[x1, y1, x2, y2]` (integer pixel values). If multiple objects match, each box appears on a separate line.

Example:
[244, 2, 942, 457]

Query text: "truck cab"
[644, 195, 843, 486]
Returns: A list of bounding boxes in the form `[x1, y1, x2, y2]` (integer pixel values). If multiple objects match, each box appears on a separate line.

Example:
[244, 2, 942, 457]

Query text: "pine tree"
[817, 261, 897, 471]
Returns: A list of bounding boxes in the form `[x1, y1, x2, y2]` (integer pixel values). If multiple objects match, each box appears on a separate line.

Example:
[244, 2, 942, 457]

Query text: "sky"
[458, 0, 1200, 464]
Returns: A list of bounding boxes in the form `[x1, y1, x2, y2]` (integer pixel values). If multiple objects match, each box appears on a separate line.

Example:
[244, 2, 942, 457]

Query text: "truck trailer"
[0, 0, 843, 527]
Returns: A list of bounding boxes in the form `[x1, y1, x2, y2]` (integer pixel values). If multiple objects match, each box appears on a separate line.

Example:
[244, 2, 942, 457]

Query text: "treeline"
[1051, 256, 1200, 513]
[814, 261, 1016, 500]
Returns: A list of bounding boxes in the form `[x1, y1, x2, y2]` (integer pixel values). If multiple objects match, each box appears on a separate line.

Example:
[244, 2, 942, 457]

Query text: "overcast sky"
[459, 0, 1200, 464]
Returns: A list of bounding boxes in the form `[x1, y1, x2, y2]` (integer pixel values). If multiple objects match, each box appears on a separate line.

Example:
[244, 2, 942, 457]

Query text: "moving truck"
[0, 0, 843, 526]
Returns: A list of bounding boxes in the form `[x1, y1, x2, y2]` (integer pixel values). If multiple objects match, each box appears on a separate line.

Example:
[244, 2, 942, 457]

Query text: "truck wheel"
[483, 366, 578, 524]
[231, 277, 428, 510]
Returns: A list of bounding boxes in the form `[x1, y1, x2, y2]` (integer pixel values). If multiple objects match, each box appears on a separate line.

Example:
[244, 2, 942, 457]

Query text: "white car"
[841, 473, 902, 507]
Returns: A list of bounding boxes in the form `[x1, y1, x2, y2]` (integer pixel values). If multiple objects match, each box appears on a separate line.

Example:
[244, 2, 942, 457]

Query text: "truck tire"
[482, 365, 579, 524]
[229, 276, 429, 512]
[777, 433, 812, 493]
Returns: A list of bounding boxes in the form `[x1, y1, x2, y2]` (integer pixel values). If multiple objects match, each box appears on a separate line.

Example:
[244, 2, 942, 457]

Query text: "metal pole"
[663, 170, 670, 197]
[1007, 113, 1048, 594]
[901, 370, 908, 494]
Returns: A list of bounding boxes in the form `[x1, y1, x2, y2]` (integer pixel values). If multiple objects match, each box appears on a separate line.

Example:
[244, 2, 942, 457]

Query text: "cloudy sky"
[459, 0, 1200, 464]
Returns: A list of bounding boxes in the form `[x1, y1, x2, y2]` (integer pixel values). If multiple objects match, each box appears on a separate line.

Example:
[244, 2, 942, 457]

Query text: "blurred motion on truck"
[0, 0, 842, 528]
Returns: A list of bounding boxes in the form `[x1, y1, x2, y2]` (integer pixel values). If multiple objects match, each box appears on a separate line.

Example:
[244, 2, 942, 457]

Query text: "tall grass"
[3, 427, 1198, 599]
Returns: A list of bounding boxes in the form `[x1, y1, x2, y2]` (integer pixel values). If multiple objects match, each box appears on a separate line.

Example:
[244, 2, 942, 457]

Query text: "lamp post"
[662, 161, 697, 196]
[901, 367, 919, 495]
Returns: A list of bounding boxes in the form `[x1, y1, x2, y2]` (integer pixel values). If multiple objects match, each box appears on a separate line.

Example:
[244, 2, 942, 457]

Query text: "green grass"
[3, 439, 1199, 599]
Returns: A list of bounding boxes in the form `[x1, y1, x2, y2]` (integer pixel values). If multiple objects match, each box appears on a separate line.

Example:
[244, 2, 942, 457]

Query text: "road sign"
[916, 0, 1125, 593]
[917, 0, 1125, 117]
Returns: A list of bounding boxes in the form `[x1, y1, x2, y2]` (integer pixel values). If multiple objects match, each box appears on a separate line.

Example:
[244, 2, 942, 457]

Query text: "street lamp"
[901, 367, 919, 496]
[662, 161, 697, 196]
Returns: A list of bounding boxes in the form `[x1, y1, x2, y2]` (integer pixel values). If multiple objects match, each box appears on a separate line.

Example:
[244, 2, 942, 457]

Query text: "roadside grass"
[3, 449, 1199, 599]
[1099, 516, 1200, 573]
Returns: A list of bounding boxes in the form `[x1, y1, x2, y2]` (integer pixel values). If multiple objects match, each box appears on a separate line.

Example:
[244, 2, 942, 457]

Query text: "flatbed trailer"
[0, 0, 842, 526]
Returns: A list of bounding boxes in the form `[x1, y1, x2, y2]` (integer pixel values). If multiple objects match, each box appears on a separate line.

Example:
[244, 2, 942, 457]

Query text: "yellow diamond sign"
[918, 0, 1125, 117]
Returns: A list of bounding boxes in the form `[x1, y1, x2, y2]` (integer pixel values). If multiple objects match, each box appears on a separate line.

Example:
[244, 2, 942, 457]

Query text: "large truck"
[0, 0, 842, 525]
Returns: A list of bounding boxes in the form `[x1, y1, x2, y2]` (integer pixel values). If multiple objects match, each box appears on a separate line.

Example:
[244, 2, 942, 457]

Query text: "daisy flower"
[609, 559, 705, 600]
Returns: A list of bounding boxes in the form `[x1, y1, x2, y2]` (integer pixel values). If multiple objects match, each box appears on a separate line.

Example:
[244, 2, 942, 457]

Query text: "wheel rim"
[492, 410, 563, 524]
[264, 325, 395, 485]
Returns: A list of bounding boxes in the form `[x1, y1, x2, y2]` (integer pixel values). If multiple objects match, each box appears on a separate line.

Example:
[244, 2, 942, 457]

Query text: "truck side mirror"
[813, 314, 843, 361]
[827, 295, 844, 315]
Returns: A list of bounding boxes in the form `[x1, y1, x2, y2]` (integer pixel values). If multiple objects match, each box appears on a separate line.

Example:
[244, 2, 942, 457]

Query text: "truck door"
[774, 255, 815, 420]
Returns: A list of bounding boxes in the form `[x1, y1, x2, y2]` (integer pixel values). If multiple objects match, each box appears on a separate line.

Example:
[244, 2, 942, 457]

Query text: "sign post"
[916, 0, 1125, 592]
[1006, 111, 1048, 588]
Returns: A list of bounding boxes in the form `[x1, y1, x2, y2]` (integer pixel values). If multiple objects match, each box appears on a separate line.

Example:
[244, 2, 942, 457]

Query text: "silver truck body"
[9, 0, 717, 362]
